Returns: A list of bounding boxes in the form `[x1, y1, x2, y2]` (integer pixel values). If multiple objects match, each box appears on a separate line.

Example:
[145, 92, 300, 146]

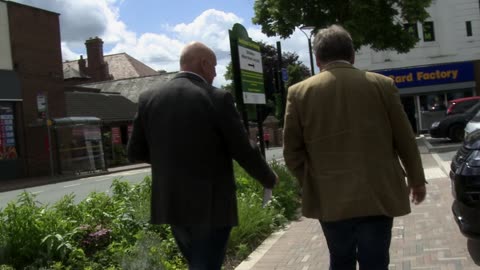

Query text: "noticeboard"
[238, 38, 265, 104]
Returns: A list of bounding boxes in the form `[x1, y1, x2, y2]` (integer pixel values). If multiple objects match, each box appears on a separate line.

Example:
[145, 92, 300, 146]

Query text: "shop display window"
[56, 125, 105, 175]
[0, 102, 17, 160]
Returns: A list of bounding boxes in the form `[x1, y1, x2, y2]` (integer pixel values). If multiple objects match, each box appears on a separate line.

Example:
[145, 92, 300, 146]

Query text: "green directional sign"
[238, 38, 265, 104]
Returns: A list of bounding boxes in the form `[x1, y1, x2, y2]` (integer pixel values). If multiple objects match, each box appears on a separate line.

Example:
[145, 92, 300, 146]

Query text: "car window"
[453, 100, 477, 113]
[472, 110, 480, 122]
[465, 100, 480, 114]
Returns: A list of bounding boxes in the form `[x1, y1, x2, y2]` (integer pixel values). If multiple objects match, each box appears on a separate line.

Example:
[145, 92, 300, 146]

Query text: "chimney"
[85, 36, 104, 67]
[85, 37, 110, 81]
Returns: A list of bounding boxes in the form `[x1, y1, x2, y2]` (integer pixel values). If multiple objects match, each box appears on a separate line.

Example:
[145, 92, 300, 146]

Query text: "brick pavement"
[236, 151, 480, 270]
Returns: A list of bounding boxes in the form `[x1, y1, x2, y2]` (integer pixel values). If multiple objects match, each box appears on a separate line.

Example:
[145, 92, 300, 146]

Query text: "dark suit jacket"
[127, 72, 276, 226]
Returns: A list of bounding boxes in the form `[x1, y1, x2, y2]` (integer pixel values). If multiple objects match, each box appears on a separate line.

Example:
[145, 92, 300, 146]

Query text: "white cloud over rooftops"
[11, 0, 315, 87]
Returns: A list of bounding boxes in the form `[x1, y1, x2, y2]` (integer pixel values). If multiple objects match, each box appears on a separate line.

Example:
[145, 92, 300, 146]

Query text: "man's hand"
[273, 172, 280, 186]
[410, 184, 427, 205]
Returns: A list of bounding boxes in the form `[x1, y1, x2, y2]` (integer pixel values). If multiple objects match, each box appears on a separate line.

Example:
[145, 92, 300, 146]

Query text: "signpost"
[230, 23, 272, 206]
[229, 23, 267, 153]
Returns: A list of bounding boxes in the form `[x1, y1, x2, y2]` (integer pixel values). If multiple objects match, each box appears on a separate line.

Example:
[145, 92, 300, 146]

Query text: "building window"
[466, 21, 473, 36]
[404, 23, 419, 39]
[423, 21, 435, 41]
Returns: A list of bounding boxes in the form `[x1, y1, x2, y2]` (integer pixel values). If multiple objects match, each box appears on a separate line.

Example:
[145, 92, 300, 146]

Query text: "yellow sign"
[388, 69, 459, 84]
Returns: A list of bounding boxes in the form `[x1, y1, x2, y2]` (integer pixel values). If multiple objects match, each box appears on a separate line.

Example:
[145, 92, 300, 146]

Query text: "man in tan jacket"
[283, 25, 427, 270]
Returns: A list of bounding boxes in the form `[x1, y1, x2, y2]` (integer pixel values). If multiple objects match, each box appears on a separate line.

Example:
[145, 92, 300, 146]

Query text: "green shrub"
[269, 160, 301, 220]
[228, 192, 287, 260]
[0, 161, 298, 269]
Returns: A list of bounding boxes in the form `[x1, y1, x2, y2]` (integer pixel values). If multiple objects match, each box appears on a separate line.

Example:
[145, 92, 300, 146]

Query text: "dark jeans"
[171, 225, 232, 270]
[320, 215, 393, 270]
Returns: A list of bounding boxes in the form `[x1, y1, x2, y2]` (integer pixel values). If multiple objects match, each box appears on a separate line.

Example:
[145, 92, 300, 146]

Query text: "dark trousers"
[320, 215, 393, 270]
[171, 225, 232, 270]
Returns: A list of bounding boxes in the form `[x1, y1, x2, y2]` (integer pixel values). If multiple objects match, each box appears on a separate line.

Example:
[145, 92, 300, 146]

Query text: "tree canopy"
[252, 0, 432, 53]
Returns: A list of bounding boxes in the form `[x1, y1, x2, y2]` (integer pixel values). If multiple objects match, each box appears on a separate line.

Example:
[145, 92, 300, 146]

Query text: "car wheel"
[448, 124, 465, 142]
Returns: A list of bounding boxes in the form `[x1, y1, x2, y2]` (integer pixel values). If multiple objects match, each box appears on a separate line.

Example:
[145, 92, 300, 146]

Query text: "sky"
[10, 0, 316, 87]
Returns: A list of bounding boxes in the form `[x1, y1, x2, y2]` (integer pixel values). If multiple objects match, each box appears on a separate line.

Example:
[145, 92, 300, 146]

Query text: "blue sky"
[118, 0, 256, 33]
[11, 0, 313, 87]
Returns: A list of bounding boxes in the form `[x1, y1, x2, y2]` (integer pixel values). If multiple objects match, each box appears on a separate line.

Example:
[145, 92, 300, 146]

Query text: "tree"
[222, 42, 310, 122]
[252, 0, 432, 53]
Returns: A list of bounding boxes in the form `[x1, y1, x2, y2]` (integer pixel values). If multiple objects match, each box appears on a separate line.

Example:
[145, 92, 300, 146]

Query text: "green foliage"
[0, 162, 299, 269]
[112, 144, 128, 166]
[227, 161, 300, 262]
[228, 192, 287, 260]
[253, 0, 432, 53]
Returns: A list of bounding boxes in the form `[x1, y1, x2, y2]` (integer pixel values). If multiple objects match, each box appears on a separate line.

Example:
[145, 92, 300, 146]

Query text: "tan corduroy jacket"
[283, 62, 426, 222]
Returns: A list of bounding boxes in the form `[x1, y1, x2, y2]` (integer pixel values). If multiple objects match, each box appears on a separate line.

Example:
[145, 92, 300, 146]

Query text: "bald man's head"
[179, 42, 217, 85]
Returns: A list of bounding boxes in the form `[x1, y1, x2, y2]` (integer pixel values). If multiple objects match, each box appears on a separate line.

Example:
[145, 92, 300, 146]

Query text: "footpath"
[236, 138, 480, 270]
[0, 163, 150, 193]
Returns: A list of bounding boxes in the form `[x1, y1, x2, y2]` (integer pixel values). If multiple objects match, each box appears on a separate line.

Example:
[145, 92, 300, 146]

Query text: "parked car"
[450, 129, 480, 239]
[429, 101, 480, 142]
[447, 96, 480, 115]
[465, 110, 480, 139]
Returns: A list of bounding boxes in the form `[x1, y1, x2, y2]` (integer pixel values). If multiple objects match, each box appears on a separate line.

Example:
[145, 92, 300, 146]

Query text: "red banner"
[111, 127, 122, 145]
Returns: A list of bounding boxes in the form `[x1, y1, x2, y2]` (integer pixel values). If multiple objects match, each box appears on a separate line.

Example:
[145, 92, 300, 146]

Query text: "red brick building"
[0, 0, 65, 179]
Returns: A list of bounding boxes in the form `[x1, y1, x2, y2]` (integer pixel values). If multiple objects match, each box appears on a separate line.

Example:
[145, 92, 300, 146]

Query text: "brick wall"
[8, 2, 65, 176]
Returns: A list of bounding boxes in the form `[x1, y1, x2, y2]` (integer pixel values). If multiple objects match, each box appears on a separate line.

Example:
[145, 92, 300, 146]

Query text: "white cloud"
[173, 9, 243, 52]
[12, 0, 317, 87]
[61, 42, 80, 61]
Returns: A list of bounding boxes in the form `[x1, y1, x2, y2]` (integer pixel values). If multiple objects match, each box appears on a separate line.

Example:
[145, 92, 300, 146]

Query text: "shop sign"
[374, 62, 474, 89]
[84, 127, 101, 141]
[111, 127, 122, 144]
[37, 93, 47, 119]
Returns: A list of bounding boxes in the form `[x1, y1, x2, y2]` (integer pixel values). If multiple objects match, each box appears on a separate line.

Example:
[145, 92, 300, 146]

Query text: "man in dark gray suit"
[127, 42, 278, 270]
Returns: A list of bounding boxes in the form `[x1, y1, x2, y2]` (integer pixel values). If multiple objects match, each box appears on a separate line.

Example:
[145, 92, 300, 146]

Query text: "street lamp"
[299, 26, 315, 76]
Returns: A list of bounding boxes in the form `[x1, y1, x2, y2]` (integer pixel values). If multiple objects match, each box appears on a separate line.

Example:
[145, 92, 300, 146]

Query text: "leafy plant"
[0, 161, 298, 269]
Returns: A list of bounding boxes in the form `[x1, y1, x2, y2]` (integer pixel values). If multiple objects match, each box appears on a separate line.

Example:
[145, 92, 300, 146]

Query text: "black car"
[430, 101, 480, 142]
[450, 130, 480, 239]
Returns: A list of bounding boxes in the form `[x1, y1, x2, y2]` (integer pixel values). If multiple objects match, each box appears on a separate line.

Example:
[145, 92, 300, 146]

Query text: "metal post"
[276, 41, 287, 120]
[308, 38, 315, 76]
[45, 95, 54, 176]
[256, 105, 266, 157]
[300, 26, 316, 76]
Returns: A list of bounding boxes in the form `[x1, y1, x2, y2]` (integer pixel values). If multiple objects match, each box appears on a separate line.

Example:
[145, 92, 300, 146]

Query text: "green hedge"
[0, 162, 300, 269]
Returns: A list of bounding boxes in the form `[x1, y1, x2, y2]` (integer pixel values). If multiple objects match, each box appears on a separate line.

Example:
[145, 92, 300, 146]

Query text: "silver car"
[465, 110, 480, 138]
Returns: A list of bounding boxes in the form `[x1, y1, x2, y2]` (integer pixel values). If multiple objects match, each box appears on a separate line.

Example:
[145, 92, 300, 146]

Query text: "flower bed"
[0, 161, 300, 269]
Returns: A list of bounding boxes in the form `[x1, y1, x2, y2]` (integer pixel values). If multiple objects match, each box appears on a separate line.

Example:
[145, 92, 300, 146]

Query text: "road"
[0, 147, 284, 209]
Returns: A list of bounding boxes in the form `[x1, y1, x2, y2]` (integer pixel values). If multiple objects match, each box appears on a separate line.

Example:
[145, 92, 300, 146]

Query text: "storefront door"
[401, 96, 417, 133]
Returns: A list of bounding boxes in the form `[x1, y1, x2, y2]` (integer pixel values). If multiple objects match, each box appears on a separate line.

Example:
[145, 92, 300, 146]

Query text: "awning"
[0, 70, 22, 101]
[53, 117, 101, 127]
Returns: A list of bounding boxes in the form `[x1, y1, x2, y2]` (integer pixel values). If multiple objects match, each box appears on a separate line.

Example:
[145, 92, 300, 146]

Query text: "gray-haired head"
[312, 25, 354, 65]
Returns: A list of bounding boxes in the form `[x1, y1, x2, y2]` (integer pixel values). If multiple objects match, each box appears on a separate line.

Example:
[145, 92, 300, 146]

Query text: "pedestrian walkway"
[236, 150, 480, 269]
[0, 163, 150, 192]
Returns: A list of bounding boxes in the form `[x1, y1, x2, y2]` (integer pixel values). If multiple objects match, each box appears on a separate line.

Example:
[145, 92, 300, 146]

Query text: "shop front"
[0, 70, 22, 180]
[375, 61, 477, 133]
[53, 117, 106, 176]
